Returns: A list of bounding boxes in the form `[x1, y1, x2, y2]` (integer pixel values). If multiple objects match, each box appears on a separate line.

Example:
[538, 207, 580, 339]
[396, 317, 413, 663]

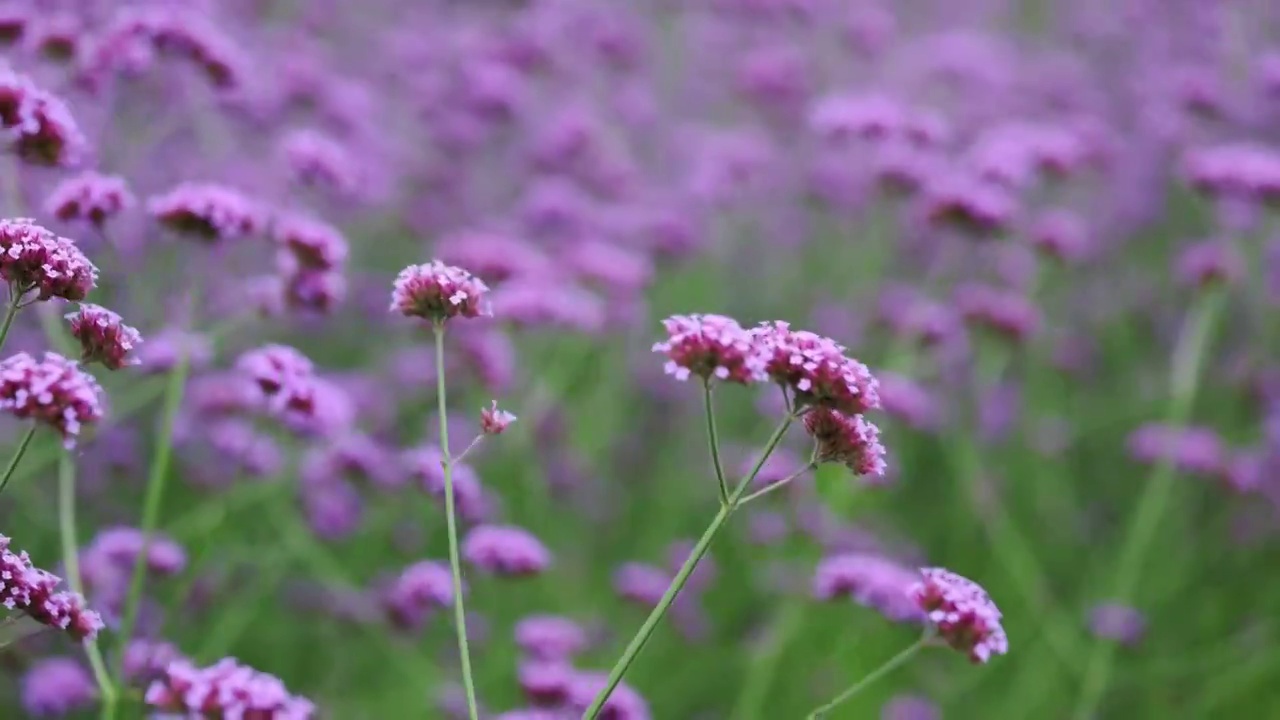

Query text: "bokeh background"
[0, 0, 1278, 717]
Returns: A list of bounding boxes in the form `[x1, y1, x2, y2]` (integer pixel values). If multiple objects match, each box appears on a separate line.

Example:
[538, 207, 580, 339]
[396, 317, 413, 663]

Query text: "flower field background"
[0, 0, 1276, 718]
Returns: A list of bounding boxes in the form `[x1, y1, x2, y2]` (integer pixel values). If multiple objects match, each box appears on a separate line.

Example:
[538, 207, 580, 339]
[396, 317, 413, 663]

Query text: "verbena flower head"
[83, 526, 186, 577]
[235, 344, 315, 414]
[481, 400, 517, 435]
[651, 314, 766, 384]
[65, 303, 142, 370]
[0, 67, 86, 166]
[752, 321, 880, 414]
[144, 657, 316, 718]
[463, 524, 552, 577]
[813, 553, 923, 622]
[0, 218, 98, 301]
[382, 560, 455, 629]
[390, 260, 491, 323]
[0, 351, 103, 446]
[514, 615, 589, 661]
[1175, 239, 1244, 289]
[279, 128, 360, 195]
[804, 409, 888, 477]
[122, 639, 186, 687]
[22, 657, 97, 716]
[909, 567, 1008, 664]
[566, 672, 651, 720]
[0, 534, 104, 641]
[613, 562, 670, 607]
[147, 182, 262, 242]
[44, 172, 134, 226]
[272, 213, 349, 271]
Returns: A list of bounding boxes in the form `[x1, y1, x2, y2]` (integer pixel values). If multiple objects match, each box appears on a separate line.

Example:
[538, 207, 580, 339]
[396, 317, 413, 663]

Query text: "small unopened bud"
[481, 400, 517, 435]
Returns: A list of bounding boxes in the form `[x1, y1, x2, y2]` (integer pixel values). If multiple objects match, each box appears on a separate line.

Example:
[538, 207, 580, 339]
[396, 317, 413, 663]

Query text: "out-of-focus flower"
[382, 560, 455, 629]
[1127, 423, 1225, 476]
[954, 283, 1041, 344]
[404, 446, 490, 523]
[235, 344, 315, 414]
[144, 657, 315, 718]
[463, 525, 552, 577]
[147, 183, 262, 242]
[1175, 239, 1245, 289]
[514, 615, 589, 661]
[909, 567, 1008, 663]
[0, 352, 103, 446]
[1087, 602, 1146, 646]
[881, 694, 941, 720]
[613, 562, 669, 607]
[45, 172, 133, 227]
[122, 639, 186, 687]
[65, 304, 142, 370]
[565, 671, 651, 720]
[22, 657, 97, 717]
[813, 553, 922, 622]
[279, 128, 360, 196]
[390, 261, 491, 323]
[0, 68, 86, 166]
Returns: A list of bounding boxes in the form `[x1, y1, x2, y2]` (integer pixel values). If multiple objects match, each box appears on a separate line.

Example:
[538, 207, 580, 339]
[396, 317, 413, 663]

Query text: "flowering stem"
[57, 453, 117, 715]
[0, 286, 21, 352]
[433, 322, 479, 720]
[583, 412, 796, 719]
[0, 423, 36, 497]
[738, 463, 816, 504]
[113, 333, 193, 679]
[703, 381, 729, 505]
[1072, 289, 1225, 720]
[806, 635, 928, 719]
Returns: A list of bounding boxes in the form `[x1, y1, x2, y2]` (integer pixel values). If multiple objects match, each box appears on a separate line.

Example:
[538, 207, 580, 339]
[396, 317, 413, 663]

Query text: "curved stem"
[0, 423, 37, 497]
[703, 381, 729, 505]
[582, 412, 796, 719]
[57, 453, 117, 715]
[806, 636, 928, 719]
[113, 335, 192, 678]
[738, 463, 815, 505]
[1072, 290, 1224, 720]
[434, 322, 479, 720]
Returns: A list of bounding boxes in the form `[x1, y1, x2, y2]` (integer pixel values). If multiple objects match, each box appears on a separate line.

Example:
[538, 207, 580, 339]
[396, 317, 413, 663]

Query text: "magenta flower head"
[481, 400, 517, 435]
[44, 172, 134, 227]
[65, 303, 142, 370]
[279, 128, 360, 196]
[22, 657, 97, 716]
[753, 322, 880, 415]
[122, 639, 186, 687]
[0, 67, 86, 167]
[514, 615, 589, 661]
[1175, 239, 1245, 290]
[382, 560, 455, 630]
[909, 567, 1008, 664]
[144, 657, 315, 719]
[566, 671, 651, 720]
[235, 344, 315, 413]
[804, 409, 887, 477]
[390, 260, 491, 324]
[651, 314, 766, 385]
[0, 351, 103, 446]
[0, 534, 104, 641]
[0, 218, 98, 301]
[463, 524, 552, 577]
[271, 213, 348, 271]
[147, 182, 262, 242]
[813, 553, 922, 622]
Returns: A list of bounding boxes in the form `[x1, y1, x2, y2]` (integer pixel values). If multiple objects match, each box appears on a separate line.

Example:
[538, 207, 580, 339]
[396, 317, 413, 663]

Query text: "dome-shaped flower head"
[1175, 239, 1244, 289]
[403, 446, 490, 522]
[65, 303, 142, 370]
[651, 314, 766, 385]
[84, 526, 186, 577]
[235, 344, 315, 413]
[0, 534, 104, 640]
[463, 524, 551, 577]
[612, 562, 670, 607]
[1028, 208, 1091, 264]
[813, 553, 923, 622]
[381, 560, 455, 629]
[279, 128, 360, 195]
[517, 660, 575, 708]
[488, 279, 606, 333]
[0, 6, 27, 46]
[45, 172, 134, 227]
[27, 13, 80, 63]
[142, 9, 248, 90]
[0, 218, 97, 301]
[752, 321, 880, 414]
[481, 400, 517, 435]
[921, 172, 1017, 237]
[954, 283, 1041, 344]
[0, 352, 103, 446]
[22, 657, 97, 716]
[147, 182, 262, 242]
[144, 657, 315, 718]
[390, 260, 491, 323]
[514, 614, 589, 661]
[566, 671, 651, 720]
[0, 68, 86, 167]
[908, 567, 1008, 664]
[272, 213, 348, 271]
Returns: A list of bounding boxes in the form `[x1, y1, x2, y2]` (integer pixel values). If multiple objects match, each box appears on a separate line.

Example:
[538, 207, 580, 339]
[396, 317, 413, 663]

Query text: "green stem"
[433, 322, 479, 720]
[0, 287, 21, 352]
[806, 636, 928, 719]
[582, 412, 796, 719]
[703, 381, 729, 505]
[113, 332, 193, 678]
[1072, 289, 1224, 720]
[0, 423, 36, 497]
[57, 454, 117, 715]
[738, 463, 815, 505]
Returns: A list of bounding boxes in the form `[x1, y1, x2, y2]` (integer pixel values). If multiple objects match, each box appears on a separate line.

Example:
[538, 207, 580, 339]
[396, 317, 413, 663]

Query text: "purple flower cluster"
[145, 657, 315, 719]
[65, 303, 142, 370]
[391, 260, 492, 323]
[0, 351, 103, 446]
[0, 218, 98, 302]
[0, 534, 103, 642]
[0, 66, 85, 166]
[148, 182, 263, 243]
[909, 568, 1008, 664]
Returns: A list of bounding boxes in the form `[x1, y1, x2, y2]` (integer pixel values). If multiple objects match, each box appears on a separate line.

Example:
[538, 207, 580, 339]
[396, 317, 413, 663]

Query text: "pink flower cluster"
[908, 567, 1008, 664]
[381, 560, 455, 630]
[144, 657, 315, 719]
[463, 524, 552, 577]
[65, 303, 142, 370]
[0, 218, 98, 302]
[0, 351, 104, 447]
[390, 260, 491, 323]
[235, 344, 316, 416]
[147, 182, 262, 243]
[44, 172, 134, 226]
[271, 213, 349, 314]
[0, 67, 85, 166]
[804, 409, 887, 477]
[0, 534, 103, 642]
[752, 321, 880, 415]
[651, 314, 766, 384]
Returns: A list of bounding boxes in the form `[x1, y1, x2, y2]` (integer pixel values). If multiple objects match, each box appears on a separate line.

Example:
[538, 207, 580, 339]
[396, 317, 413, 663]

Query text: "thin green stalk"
[582, 412, 796, 719]
[433, 322, 479, 720]
[0, 287, 21, 352]
[0, 423, 36, 497]
[57, 454, 117, 716]
[112, 334, 193, 678]
[1072, 290, 1225, 720]
[703, 381, 729, 505]
[738, 463, 815, 505]
[806, 636, 928, 719]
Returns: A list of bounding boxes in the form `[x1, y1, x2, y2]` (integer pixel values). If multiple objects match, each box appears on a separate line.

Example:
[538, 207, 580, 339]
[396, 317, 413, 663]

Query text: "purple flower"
[0, 534, 103, 641]
[909, 567, 1008, 664]
[565, 671, 651, 720]
[144, 657, 315, 718]
[1175, 239, 1245, 289]
[753, 321, 880, 414]
[518, 660, 574, 707]
[122, 638, 185, 687]
[0, 352, 103, 447]
[805, 409, 887, 478]
[45, 172, 134, 226]
[813, 553, 923, 622]
[235, 344, 316, 414]
[0, 218, 98, 301]
[881, 694, 941, 720]
[390, 261, 491, 323]
[1087, 603, 1146, 646]
[463, 525, 552, 577]
[65, 303, 142, 370]
[613, 562, 670, 607]
[272, 213, 349, 272]
[22, 657, 96, 716]
[279, 128, 360, 196]
[1127, 423, 1225, 476]
[147, 182, 262, 242]
[0, 68, 85, 166]
[515, 615, 589, 661]
[404, 446, 490, 523]
[84, 526, 186, 577]
[382, 560, 455, 630]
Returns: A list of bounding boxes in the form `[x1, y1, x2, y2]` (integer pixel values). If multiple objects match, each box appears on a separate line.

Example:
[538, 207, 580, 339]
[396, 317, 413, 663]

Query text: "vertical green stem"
[583, 412, 796, 719]
[703, 381, 729, 505]
[433, 322, 479, 720]
[806, 636, 928, 719]
[57, 453, 117, 715]
[0, 287, 21, 353]
[1072, 290, 1225, 719]
[0, 423, 36, 497]
[113, 333, 192, 677]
